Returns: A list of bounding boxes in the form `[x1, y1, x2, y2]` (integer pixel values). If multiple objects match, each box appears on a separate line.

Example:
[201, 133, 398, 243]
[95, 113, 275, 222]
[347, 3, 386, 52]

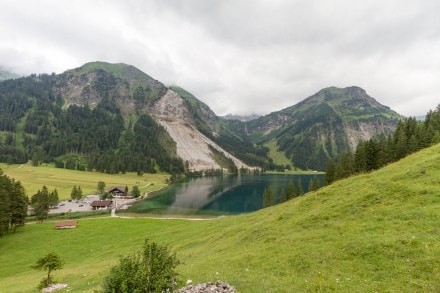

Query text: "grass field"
[0, 144, 439, 292]
[264, 139, 293, 167]
[0, 163, 170, 200]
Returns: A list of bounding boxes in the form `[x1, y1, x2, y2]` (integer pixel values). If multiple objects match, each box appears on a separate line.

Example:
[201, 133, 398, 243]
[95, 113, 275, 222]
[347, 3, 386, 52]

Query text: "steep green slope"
[1, 144, 439, 292]
[246, 86, 402, 170]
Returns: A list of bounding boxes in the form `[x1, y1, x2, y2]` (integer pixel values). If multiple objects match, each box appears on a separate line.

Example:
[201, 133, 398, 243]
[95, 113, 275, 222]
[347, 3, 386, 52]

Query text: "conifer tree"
[286, 180, 296, 200]
[32, 187, 50, 222]
[262, 187, 275, 208]
[297, 178, 304, 196]
[325, 159, 336, 185]
[308, 177, 320, 192]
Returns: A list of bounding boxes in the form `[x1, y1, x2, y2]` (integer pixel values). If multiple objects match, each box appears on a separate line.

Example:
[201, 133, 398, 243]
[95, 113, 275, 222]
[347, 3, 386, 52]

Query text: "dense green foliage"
[0, 169, 27, 235]
[0, 70, 184, 174]
[102, 239, 180, 293]
[31, 186, 59, 222]
[326, 105, 440, 184]
[70, 185, 83, 200]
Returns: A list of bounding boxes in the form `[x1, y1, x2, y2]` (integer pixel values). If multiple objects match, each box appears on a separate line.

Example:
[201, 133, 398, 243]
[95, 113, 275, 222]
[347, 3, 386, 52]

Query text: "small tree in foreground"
[102, 239, 180, 293]
[32, 252, 63, 289]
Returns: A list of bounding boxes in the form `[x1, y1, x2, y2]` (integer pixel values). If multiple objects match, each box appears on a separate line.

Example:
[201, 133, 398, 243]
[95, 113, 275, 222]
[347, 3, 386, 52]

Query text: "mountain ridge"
[244, 86, 401, 170]
[0, 61, 402, 171]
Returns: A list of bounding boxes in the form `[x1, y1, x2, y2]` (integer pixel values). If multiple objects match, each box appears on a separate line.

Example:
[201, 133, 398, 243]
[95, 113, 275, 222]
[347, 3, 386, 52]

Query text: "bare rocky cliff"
[150, 90, 250, 171]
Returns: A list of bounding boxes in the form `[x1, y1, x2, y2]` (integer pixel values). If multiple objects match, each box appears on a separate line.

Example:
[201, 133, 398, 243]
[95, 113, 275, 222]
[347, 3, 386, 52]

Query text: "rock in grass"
[174, 281, 235, 293]
[42, 283, 68, 292]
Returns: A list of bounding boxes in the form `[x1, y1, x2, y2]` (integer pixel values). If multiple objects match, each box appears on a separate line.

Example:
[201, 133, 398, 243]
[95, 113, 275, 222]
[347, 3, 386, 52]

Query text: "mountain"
[245, 86, 402, 170]
[0, 62, 403, 173]
[0, 62, 257, 172]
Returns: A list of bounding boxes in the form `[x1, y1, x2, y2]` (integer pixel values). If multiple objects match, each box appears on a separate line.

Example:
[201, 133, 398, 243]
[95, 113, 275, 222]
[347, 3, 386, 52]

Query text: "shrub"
[102, 239, 180, 293]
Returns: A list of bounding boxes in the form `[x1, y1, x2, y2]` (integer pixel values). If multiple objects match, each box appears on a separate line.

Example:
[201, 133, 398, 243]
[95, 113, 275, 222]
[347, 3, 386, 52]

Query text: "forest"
[325, 105, 440, 184]
[0, 74, 184, 174]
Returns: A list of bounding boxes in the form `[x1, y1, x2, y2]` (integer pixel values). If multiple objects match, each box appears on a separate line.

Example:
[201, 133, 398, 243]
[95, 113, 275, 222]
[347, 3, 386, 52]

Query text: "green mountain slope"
[1, 144, 439, 292]
[0, 62, 403, 172]
[0, 63, 183, 173]
[246, 86, 402, 170]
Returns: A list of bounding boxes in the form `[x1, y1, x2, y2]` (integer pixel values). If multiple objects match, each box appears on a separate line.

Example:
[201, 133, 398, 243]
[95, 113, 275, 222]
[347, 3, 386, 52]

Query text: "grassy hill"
[0, 144, 439, 292]
[0, 163, 169, 200]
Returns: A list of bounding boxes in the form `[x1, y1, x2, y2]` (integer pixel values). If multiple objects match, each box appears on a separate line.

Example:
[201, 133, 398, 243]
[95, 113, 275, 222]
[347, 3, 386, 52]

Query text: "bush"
[102, 239, 180, 293]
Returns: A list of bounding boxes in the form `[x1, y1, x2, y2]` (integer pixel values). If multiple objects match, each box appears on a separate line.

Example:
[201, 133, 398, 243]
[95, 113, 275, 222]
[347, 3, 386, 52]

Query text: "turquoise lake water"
[126, 174, 324, 216]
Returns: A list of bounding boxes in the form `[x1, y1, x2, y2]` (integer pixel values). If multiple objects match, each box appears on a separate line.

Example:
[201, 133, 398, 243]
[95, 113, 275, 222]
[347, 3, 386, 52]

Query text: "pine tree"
[48, 189, 59, 207]
[32, 187, 50, 222]
[308, 177, 320, 192]
[77, 186, 83, 200]
[71, 185, 78, 200]
[279, 190, 287, 203]
[262, 187, 275, 208]
[297, 178, 304, 196]
[286, 181, 296, 200]
[325, 159, 336, 185]
[9, 181, 28, 233]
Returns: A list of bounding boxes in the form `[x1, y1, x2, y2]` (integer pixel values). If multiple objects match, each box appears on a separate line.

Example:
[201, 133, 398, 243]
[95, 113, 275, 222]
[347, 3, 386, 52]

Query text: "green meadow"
[0, 144, 439, 292]
[0, 163, 170, 200]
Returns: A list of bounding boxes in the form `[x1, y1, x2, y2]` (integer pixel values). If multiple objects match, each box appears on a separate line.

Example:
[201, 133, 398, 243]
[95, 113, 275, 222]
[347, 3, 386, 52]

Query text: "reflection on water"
[126, 174, 323, 215]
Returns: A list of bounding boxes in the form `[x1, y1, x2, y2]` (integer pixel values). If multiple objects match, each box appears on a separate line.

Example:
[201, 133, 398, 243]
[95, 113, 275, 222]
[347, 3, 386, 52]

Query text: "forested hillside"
[326, 105, 440, 184]
[0, 69, 184, 174]
[0, 62, 406, 173]
[244, 87, 402, 171]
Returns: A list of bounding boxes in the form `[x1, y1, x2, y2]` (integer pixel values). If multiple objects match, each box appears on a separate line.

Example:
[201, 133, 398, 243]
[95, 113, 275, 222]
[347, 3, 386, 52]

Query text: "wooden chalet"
[90, 200, 113, 210]
[55, 220, 78, 229]
[108, 186, 127, 197]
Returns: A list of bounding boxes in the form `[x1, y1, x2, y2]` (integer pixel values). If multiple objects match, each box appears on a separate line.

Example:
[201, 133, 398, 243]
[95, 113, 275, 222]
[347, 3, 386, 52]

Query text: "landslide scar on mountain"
[151, 90, 249, 171]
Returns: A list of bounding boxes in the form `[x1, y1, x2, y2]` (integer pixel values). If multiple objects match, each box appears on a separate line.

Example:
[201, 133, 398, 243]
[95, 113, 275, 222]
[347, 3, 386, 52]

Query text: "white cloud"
[0, 0, 439, 116]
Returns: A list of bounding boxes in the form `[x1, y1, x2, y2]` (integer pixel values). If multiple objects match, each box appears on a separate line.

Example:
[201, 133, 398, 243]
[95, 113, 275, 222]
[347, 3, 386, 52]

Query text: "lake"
[124, 174, 324, 216]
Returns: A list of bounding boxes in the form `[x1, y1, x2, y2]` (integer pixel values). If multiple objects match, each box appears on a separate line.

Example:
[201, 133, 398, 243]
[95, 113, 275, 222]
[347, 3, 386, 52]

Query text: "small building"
[55, 221, 78, 229]
[108, 186, 127, 198]
[90, 200, 113, 210]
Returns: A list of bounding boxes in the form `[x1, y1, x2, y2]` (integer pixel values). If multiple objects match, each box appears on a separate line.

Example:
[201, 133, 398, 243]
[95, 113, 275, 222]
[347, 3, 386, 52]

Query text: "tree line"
[262, 176, 322, 208]
[325, 105, 440, 184]
[0, 169, 28, 235]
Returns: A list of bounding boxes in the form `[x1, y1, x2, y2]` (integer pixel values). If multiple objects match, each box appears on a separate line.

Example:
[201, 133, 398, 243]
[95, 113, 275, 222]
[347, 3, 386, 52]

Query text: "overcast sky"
[1, 0, 439, 116]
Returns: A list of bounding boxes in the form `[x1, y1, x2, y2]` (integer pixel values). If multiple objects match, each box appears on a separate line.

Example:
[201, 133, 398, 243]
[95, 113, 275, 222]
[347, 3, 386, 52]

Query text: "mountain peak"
[65, 61, 158, 86]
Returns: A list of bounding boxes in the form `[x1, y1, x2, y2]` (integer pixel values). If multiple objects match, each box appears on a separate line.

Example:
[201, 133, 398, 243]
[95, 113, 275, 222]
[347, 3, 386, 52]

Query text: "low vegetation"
[102, 239, 180, 293]
[0, 144, 439, 292]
